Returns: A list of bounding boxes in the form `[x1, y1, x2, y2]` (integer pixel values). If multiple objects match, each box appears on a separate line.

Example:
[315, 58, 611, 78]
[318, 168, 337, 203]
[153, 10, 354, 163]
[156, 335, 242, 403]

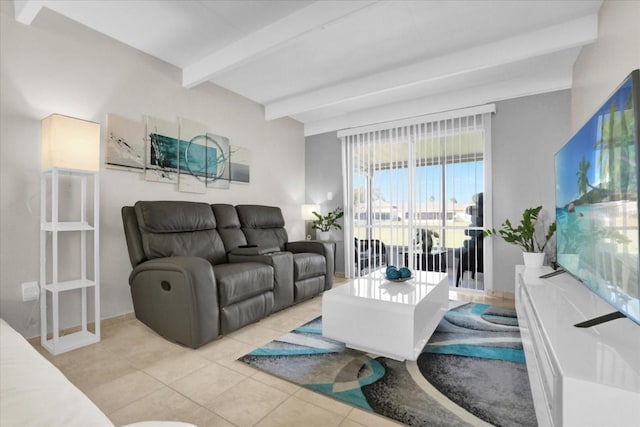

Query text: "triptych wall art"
[105, 114, 250, 193]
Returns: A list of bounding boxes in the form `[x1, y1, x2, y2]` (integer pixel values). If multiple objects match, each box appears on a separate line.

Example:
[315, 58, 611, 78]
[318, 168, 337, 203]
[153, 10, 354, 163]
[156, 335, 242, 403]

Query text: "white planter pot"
[315, 230, 331, 241]
[523, 252, 545, 268]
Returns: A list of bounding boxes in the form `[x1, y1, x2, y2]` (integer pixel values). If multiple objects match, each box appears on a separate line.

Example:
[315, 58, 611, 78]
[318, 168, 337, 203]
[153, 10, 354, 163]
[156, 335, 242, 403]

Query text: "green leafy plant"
[311, 207, 344, 232]
[484, 206, 556, 253]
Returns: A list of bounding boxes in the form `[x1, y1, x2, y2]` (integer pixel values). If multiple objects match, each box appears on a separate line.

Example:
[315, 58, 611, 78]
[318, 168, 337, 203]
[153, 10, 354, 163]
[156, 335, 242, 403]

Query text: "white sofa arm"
[0, 319, 195, 427]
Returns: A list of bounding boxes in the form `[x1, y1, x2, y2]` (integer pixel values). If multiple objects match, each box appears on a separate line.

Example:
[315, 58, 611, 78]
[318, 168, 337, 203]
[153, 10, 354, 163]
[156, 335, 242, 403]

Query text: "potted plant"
[312, 207, 344, 240]
[484, 206, 556, 267]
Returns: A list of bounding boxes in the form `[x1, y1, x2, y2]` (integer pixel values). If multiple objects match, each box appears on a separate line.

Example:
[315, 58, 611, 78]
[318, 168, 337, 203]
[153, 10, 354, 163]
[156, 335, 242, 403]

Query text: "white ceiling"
[14, 0, 602, 136]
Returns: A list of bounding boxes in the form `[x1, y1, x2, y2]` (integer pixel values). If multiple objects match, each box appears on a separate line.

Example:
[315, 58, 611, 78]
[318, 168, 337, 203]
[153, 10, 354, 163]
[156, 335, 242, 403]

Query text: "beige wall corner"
[572, 0, 640, 132]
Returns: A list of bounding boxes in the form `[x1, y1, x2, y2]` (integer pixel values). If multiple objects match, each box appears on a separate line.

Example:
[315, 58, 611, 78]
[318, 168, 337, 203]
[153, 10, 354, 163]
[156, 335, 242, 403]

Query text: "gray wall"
[305, 90, 572, 291]
[305, 132, 344, 273]
[491, 90, 571, 292]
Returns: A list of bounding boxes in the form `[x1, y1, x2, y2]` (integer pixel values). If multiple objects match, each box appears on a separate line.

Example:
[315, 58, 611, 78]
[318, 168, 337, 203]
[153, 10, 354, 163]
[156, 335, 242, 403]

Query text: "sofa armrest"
[229, 246, 280, 256]
[228, 252, 294, 312]
[286, 240, 335, 290]
[129, 256, 219, 348]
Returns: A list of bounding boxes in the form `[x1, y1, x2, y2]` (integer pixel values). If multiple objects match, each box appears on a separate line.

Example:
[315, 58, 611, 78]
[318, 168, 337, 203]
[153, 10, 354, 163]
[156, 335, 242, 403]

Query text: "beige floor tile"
[299, 295, 323, 309]
[218, 358, 262, 376]
[251, 370, 301, 395]
[196, 336, 256, 362]
[101, 325, 188, 370]
[226, 322, 285, 347]
[108, 386, 217, 426]
[294, 295, 324, 309]
[347, 408, 405, 426]
[278, 306, 320, 326]
[100, 319, 155, 345]
[207, 377, 289, 426]
[85, 370, 164, 414]
[143, 350, 211, 384]
[199, 414, 237, 427]
[339, 418, 366, 427]
[46, 341, 118, 371]
[101, 317, 138, 339]
[255, 395, 344, 427]
[170, 362, 247, 407]
[294, 388, 353, 417]
[258, 309, 309, 333]
[61, 352, 138, 391]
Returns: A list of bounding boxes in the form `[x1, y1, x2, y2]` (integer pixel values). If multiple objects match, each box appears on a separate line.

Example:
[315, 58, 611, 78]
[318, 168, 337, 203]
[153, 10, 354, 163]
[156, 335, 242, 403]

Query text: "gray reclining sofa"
[121, 201, 334, 348]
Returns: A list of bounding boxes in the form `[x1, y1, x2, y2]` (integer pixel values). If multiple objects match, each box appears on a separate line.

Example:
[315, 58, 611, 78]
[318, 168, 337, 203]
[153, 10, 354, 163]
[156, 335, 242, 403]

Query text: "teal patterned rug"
[239, 303, 537, 427]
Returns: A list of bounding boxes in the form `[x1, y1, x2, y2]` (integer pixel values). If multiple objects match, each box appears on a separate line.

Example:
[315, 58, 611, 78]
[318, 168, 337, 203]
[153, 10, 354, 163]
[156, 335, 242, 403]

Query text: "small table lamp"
[301, 204, 320, 240]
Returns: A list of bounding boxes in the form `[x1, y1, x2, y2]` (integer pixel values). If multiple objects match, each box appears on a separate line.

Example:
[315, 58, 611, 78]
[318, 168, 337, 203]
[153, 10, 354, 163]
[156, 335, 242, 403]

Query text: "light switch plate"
[22, 281, 39, 301]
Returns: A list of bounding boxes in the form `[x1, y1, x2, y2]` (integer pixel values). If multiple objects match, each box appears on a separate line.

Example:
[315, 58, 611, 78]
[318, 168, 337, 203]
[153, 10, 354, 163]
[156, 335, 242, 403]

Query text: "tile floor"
[33, 277, 514, 427]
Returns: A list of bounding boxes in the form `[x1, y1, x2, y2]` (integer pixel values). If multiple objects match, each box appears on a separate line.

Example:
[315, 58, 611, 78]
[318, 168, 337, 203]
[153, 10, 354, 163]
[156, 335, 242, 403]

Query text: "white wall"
[0, 5, 305, 338]
[572, 0, 640, 132]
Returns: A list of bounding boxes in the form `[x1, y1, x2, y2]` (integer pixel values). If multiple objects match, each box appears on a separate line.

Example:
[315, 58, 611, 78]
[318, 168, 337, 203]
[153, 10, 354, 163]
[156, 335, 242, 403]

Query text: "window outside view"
[351, 132, 484, 257]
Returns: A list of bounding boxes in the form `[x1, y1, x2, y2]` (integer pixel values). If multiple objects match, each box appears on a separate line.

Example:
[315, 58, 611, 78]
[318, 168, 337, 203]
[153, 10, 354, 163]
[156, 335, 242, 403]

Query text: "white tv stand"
[515, 265, 640, 427]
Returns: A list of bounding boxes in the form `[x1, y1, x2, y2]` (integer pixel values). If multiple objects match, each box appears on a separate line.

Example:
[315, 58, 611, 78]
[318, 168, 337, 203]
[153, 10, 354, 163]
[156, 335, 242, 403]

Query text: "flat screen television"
[555, 69, 640, 326]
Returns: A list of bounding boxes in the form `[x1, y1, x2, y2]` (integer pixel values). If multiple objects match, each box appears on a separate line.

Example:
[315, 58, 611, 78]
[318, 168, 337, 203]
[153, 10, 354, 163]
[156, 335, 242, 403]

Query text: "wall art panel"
[105, 114, 145, 172]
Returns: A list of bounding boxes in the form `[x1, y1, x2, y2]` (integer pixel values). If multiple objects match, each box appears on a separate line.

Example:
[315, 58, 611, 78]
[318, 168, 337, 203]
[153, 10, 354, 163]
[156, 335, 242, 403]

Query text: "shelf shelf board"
[44, 279, 96, 293]
[42, 330, 99, 355]
[42, 221, 94, 231]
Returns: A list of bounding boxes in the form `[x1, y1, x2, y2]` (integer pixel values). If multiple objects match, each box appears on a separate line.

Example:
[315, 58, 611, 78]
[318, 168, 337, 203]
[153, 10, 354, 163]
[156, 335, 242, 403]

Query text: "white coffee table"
[322, 270, 448, 361]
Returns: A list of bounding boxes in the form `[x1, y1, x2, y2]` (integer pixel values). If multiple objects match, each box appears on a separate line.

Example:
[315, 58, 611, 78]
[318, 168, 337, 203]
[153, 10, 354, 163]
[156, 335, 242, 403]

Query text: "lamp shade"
[41, 114, 100, 171]
[301, 204, 320, 220]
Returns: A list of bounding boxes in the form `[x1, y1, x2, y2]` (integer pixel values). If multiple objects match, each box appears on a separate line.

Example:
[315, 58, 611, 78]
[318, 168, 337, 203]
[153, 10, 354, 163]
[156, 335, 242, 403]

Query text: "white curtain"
[340, 105, 494, 290]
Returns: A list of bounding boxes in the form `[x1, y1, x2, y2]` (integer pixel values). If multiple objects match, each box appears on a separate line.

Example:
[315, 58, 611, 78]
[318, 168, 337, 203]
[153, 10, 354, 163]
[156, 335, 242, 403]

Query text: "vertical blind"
[340, 105, 494, 289]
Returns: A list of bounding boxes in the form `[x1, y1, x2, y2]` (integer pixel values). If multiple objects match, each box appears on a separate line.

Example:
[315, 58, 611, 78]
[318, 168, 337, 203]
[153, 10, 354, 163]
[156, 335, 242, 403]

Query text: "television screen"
[555, 69, 640, 325]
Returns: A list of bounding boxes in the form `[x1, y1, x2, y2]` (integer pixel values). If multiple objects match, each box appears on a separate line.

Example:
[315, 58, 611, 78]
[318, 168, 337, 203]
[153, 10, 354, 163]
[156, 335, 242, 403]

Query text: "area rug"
[239, 302, 537, 427]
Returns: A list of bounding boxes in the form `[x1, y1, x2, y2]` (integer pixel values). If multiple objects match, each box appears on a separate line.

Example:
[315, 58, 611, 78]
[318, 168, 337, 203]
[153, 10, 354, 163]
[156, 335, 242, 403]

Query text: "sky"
[356, 160, 483, 208]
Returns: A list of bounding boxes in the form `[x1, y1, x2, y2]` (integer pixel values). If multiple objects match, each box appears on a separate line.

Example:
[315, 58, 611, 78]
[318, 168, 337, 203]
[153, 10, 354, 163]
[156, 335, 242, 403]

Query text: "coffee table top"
[330, 270, 448, 305]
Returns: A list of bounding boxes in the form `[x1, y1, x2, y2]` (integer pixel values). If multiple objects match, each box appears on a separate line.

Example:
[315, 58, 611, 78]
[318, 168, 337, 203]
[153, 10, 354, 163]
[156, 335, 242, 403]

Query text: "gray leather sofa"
[121, 201, 334, 348]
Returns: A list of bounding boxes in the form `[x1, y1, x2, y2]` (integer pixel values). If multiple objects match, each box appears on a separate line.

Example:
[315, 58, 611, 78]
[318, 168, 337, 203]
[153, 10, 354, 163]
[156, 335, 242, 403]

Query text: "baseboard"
[486, 290, 516, 300]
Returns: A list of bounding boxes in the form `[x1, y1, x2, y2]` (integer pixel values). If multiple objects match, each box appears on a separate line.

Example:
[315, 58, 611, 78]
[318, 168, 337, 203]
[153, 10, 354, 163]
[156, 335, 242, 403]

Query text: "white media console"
[515, 265, 640, 427]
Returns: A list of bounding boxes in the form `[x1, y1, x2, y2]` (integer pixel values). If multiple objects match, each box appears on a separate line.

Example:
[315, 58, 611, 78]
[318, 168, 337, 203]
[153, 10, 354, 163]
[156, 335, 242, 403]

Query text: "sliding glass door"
[341, 107, 492, 290]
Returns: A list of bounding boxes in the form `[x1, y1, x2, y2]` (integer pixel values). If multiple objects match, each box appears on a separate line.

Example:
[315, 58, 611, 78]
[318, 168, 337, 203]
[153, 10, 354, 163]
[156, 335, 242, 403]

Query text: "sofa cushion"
[220, 293, 274, 334]
[211, 204, 247, 252]
[293, 253, 326, 281]
[294, 276, 325, 302]
[236, 205, 288, 250]
[135, 201, 227, 265]
[213, 262, 274, 306]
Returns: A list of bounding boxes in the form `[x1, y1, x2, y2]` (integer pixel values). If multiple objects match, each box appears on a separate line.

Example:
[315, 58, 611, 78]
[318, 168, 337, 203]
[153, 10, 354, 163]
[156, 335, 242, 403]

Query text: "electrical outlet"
[21, 281, 39, 301]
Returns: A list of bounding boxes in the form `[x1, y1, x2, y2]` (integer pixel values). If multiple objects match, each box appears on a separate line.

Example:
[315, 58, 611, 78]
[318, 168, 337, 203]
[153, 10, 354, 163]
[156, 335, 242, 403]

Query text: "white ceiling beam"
[268, 14, 597, 121]
[13, 0, 45, 25]
[303, 72, 573, 137]
[182, 1, 377, 89]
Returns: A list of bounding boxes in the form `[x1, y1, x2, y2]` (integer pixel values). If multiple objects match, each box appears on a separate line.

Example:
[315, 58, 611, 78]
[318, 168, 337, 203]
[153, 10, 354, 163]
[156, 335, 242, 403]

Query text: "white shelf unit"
[40, 167, 100, 355]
